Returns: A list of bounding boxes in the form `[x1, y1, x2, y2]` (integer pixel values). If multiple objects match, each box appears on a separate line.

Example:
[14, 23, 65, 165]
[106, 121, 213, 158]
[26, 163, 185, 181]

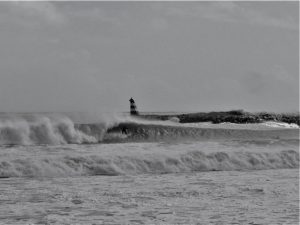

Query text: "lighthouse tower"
[129, 97, 139, 115]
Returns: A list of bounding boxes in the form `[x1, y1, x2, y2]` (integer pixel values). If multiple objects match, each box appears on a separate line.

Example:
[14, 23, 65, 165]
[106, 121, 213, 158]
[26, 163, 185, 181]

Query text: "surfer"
[121, 127, 128, 134]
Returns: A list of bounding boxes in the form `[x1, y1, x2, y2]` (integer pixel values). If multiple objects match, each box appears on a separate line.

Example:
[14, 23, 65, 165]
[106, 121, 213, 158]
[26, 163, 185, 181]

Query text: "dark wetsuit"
[121, 127, 128, 134]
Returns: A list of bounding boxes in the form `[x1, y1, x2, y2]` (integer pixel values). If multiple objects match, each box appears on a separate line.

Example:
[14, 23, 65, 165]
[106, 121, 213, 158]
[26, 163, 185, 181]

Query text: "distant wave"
[0, 149, 298, 178]
[0, 114, 298, 145]
[105, 123, 299, 143]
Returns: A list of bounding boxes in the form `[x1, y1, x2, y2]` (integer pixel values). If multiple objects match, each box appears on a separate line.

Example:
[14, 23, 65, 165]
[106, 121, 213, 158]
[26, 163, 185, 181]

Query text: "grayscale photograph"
[0, 1, 299, 225]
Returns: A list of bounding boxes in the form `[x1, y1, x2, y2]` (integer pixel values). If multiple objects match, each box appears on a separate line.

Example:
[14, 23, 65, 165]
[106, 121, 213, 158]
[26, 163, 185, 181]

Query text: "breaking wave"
[0, 149, 298, 178]
[263, 121, 299, 129]
[0, 116, 100, 145]
[0, 114, 298, 145]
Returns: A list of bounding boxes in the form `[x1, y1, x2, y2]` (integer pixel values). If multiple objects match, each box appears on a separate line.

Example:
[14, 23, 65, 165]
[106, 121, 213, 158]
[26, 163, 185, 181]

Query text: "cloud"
[240, 65, 298, 95]
[64, 6, 122, 26]
[160, 2, 298, 31]
[235, 65, 298, 111]
[151, 17, 168, 30]
[8, 1, 65, 25]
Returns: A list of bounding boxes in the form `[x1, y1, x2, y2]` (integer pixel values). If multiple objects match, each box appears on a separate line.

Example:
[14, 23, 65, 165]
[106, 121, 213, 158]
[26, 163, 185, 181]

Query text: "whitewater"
[0, 113, 299, 225]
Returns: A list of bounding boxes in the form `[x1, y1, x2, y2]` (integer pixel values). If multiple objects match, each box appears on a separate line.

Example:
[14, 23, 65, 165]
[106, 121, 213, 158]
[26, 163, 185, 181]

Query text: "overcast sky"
[0, 1, 298, 113]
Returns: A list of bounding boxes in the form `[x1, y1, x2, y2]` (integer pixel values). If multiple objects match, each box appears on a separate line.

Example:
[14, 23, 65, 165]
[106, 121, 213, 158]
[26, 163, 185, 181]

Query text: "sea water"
[0, 113, 298, 225]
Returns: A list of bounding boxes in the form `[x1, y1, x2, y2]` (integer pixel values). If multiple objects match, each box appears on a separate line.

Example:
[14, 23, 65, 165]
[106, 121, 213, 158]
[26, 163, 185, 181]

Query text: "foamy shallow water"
[0, 169, 298, 225]
[0, 138, 299, 225]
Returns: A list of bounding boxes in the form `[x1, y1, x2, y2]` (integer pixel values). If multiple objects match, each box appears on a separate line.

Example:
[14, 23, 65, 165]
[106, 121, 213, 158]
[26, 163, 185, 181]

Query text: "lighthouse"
[129, 97, 139, 115]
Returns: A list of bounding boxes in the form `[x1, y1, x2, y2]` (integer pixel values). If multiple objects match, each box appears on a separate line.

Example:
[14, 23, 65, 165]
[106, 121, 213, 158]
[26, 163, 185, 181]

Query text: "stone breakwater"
[141, 110, 300, 125]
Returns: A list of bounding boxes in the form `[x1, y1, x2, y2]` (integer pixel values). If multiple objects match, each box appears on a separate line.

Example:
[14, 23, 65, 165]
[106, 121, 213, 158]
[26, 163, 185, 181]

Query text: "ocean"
[0, 113, 299, 225]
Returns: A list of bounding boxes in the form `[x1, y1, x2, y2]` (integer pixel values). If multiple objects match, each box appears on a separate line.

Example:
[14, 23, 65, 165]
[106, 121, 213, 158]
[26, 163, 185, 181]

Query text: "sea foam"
[0, 148, 298, 178]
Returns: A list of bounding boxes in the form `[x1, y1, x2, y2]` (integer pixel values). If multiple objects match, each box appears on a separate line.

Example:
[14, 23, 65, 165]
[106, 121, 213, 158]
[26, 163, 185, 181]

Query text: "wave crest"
[0, 150, 298, 178]
[0, 116, 100, 145]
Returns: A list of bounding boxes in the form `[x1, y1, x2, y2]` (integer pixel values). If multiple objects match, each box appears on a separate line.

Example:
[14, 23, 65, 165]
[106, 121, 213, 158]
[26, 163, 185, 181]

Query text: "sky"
[0, 1, 298, 113]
